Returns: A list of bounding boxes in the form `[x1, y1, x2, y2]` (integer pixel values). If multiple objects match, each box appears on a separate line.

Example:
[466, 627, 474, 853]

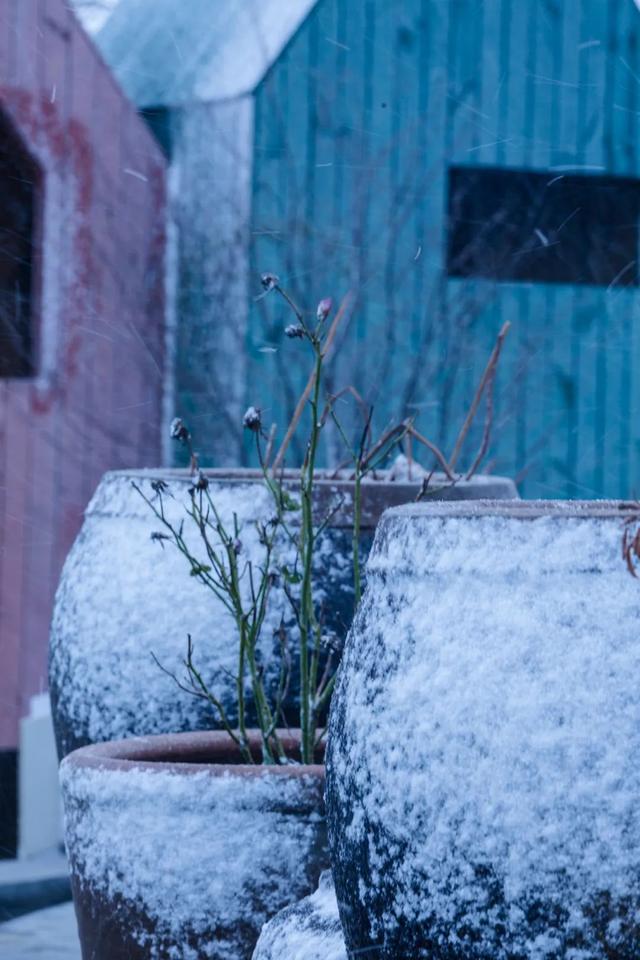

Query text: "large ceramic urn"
[49, 469, 517, 758]
[326, 500, 640, 959]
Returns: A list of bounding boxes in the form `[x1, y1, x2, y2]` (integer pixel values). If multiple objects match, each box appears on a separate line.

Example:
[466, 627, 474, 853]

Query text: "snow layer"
[71, 0, 121, 34]
[253, 872, 346, 960]
[49, 470, 351, 755]
[97, 0, 318, 106]
[61, 756, 327, 959]
[327, 501, 640, 958]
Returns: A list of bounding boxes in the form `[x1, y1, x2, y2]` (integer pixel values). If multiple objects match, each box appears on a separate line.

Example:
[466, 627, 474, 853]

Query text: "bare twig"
[465, 356, 499, 480]
[357, 406, 374, 465]
[321, 384, 370, 430]
[405, 431, 414, 481]
[448, 321, 511, 471]
[151, 639, 252, 761]
[623, 517, 640, 579]
[361, 419, 410, 473]
[264, 423, 277, 469]
[406, 426, 456, 481]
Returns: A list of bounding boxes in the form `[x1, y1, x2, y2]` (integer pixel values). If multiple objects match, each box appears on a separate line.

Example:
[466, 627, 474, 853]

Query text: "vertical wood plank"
[417, 0, 449, 448]
[550, 0, 580, 497]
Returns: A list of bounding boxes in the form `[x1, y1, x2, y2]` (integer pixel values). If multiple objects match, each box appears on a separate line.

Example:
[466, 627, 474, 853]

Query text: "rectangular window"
[446, 165, 640, 288]
[0, 109, 39, 377]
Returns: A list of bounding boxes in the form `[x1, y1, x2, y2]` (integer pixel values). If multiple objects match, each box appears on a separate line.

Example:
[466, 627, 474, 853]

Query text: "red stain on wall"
[0, 0, 167, 750]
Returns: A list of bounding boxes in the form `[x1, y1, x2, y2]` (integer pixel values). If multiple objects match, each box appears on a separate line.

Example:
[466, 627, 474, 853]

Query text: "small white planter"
[327, 500, 640, 959]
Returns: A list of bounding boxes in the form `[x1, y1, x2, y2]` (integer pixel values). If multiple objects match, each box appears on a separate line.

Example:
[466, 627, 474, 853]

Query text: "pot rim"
[62, 729, 325, 778]
[383, 498, 640, 520]
[103, 466, 515, 492]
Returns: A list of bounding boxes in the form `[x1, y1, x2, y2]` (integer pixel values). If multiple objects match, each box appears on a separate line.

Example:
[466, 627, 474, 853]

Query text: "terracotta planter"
[327, 501, 640, 959]
[61, 730, 327, 960]
[49, 468, 517, 758]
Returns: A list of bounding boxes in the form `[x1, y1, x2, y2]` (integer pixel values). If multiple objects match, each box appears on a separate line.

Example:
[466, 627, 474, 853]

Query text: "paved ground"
[0, 848, 71, 923]
[0, 849, 79, 958]
[0, 902, 80, 959]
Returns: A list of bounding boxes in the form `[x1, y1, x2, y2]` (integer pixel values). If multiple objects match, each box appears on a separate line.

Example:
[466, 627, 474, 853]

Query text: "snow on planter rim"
[87, 467, 518, 521]
[327, 498, 640, 957]
[382, 497, 640, 519]
[61, 732, 326, 959]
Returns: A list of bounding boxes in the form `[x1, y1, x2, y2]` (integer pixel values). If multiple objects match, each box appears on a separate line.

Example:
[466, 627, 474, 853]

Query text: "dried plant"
[135, 273, 510, 765]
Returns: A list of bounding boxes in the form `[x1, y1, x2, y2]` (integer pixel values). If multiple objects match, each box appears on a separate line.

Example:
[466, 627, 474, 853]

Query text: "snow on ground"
[0, 902, 80, 960]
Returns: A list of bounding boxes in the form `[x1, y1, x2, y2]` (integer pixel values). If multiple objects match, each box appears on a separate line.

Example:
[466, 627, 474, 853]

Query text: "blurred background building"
[95, 0, 640, 501]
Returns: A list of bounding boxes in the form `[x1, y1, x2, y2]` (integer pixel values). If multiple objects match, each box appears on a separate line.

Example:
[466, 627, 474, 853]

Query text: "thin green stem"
[352, 468, 363, 608]
[298, 344, 323, 763]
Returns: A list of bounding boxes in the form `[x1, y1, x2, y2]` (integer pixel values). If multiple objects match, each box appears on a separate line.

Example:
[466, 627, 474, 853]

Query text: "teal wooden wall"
[248, 0, 640, 499]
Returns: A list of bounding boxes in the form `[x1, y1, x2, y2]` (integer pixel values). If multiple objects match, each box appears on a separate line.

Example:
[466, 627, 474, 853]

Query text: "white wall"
[19, 694, 63, 859]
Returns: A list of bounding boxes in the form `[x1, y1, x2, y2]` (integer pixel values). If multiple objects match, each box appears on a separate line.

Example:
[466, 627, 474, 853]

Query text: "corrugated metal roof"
[95, 0, 318, 107]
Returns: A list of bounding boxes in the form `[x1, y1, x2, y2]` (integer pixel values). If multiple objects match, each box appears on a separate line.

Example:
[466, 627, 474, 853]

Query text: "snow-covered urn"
[62, 730, 328, 960]
[252, 872, 346, 960]
[49, 468, 517, 758]
[326, 500, 640, 959]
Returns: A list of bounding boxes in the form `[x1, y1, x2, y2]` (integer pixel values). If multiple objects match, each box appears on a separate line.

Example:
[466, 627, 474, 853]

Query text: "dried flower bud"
[193, 469, 209, 491]
[150, 531, 170, 547]
[243, 406, 262, 432]
[260, 272, 279, 291]
[233, 539, 242, 556]
[316, 297, 333, 323]
[170, 417, 189, 442]
[321, 631, 344, 655]
[285, 324, 305, 339]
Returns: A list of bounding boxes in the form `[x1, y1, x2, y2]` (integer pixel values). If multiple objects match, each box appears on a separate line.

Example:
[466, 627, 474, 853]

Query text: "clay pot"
[326, 500, 640, 959]
[49, 468, 517, 758]
[61, 730, 327, 960]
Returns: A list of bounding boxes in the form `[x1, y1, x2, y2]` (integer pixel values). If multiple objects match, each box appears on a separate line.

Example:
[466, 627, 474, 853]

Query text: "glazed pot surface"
[62, 730, 327, 960]
[327, 500, 640, 959]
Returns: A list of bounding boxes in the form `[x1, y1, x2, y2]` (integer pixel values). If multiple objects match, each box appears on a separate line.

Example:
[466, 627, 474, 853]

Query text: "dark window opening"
[141, 106, 172, 160]
[447, 165, 640, 288]
[0, 108, 39, 377]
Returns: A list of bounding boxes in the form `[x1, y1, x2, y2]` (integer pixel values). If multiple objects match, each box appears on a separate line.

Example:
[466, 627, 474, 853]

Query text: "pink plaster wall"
[0, 0, 166, 749]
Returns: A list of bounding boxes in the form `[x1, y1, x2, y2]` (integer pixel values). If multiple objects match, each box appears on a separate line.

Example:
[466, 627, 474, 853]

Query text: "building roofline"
[95, 0, 320, 109]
